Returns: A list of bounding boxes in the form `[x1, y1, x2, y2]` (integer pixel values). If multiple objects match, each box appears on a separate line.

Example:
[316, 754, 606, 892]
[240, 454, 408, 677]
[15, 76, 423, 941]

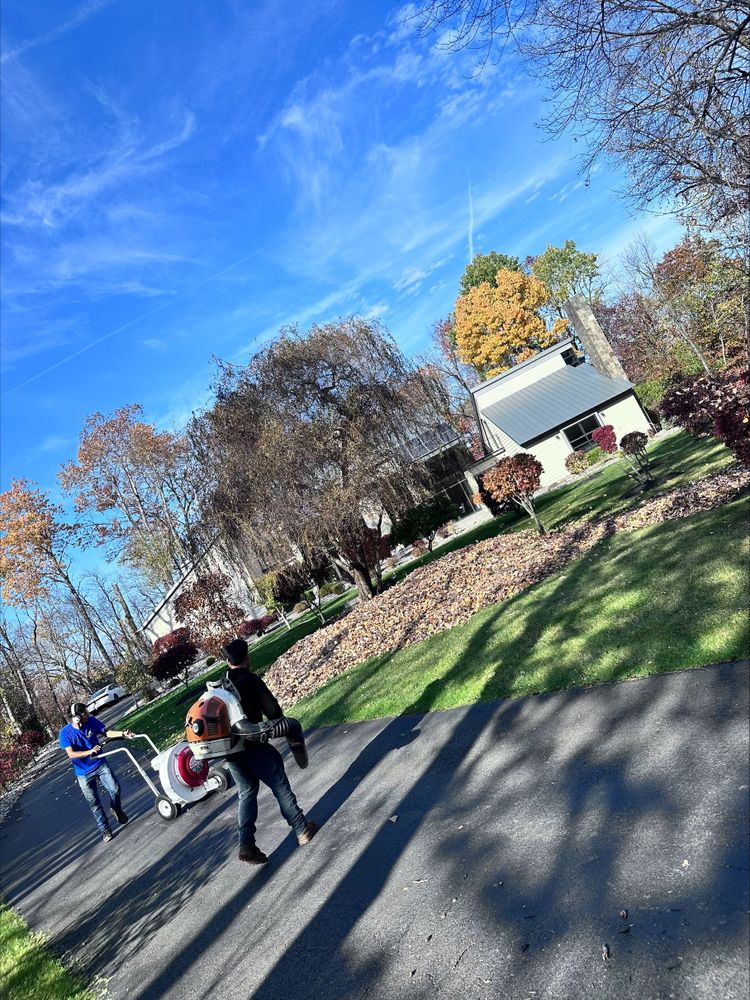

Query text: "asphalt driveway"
[1, 662, 748, 1000]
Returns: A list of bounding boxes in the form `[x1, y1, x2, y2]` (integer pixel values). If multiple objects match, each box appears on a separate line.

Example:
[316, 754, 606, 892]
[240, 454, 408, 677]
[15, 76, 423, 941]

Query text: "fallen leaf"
[388, 815, 398, 823]
[263, 469, 749, 706]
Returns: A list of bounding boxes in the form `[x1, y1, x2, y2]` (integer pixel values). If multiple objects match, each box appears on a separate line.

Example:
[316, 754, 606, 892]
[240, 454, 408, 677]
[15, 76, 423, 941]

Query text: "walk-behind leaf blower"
[98, 730, 230, 823]
[184, 675, 309, 769]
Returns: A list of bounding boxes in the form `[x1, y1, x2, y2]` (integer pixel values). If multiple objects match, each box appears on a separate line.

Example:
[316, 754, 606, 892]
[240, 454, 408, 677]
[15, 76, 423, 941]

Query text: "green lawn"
[387, 431, 734, 580]
[0, 902, 94, 1000]
[293, 496, 749, 728]
[121, 592, 355, 749]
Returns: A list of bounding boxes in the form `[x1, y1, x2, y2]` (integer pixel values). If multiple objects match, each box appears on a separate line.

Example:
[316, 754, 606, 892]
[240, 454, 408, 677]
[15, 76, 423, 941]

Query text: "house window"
[562, 347, 584, 367]
[562, 413, 601, 452]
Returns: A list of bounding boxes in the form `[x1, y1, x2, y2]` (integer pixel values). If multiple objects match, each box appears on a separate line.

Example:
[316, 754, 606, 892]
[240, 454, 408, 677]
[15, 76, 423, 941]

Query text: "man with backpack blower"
[222, 638, 317, 865]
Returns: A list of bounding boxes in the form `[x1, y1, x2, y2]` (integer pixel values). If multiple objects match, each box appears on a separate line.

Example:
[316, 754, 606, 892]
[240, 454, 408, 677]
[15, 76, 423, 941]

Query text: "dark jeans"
[77, 761, 122, 834]
[225, 743, 306, 848]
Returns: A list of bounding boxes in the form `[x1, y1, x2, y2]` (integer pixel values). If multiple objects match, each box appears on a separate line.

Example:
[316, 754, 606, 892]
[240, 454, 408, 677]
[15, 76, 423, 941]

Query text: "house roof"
[482, 363, 633, 446]
[471, 337, 575, 397]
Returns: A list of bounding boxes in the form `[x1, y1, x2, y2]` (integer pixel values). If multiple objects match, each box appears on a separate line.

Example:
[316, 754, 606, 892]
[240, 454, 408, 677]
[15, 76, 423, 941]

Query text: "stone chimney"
[563, 294, 628, 381]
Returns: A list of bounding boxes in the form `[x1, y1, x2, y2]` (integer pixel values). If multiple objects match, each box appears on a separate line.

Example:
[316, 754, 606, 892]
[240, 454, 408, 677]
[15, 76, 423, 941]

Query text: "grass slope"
[0, 902, 94, 1000]
[294, 497, 749, 728]
[390, 431, 734, 579]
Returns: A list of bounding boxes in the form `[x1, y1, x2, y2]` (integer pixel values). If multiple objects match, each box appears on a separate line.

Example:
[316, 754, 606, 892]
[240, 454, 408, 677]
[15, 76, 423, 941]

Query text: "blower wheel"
[156, 795, 179, 821]
[207, 766, 229, 792]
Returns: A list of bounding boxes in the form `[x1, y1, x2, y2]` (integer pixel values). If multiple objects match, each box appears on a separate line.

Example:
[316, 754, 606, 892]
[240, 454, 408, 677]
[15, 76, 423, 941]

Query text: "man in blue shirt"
[59, 703, 134, 843]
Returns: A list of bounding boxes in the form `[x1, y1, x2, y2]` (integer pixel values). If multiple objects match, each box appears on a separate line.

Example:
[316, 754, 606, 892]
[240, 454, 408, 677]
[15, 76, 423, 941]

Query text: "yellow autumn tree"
[454, 268, 568, 378]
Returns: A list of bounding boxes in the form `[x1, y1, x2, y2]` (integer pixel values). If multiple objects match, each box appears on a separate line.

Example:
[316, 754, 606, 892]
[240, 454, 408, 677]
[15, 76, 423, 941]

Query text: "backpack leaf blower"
[184, 675, 308, 769]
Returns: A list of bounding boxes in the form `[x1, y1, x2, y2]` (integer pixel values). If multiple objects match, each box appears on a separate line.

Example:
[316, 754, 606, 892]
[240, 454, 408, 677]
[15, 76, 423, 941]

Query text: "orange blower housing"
[185, 693, 242, 759]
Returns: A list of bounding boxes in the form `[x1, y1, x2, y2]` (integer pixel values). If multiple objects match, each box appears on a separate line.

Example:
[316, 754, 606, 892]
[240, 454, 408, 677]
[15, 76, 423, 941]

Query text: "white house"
[139, 542, 267, 648]
[466, 336, 652, 490]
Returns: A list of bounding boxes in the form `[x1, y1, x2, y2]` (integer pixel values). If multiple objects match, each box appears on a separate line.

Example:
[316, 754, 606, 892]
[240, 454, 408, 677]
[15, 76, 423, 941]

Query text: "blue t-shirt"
[59, 717, 106, 777]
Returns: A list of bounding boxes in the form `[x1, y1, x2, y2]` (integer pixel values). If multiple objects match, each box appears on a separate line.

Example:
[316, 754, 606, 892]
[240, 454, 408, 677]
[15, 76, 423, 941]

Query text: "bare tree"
[417, 1, 750, 238]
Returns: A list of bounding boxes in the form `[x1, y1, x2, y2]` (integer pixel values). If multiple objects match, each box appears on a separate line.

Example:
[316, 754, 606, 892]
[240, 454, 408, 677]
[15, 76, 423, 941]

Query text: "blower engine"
[185, 676, 308, 768]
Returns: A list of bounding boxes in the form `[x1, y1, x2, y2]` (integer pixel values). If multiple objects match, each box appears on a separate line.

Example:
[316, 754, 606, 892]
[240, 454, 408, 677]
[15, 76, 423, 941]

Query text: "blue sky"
[1, 0, 683, 508]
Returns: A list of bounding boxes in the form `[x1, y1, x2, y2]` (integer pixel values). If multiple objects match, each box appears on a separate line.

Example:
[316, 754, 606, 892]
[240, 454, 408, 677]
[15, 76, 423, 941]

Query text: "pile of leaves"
[610, 468, 749, 533]
[265, 467, 748, 707]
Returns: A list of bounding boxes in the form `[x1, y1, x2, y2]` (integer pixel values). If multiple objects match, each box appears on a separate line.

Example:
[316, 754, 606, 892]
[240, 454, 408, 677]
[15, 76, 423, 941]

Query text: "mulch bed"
[265, 468, 749, 706]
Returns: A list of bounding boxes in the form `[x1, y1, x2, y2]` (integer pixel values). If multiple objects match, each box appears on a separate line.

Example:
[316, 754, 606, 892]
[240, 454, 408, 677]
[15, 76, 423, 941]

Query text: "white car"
[86, 683, 127, 713]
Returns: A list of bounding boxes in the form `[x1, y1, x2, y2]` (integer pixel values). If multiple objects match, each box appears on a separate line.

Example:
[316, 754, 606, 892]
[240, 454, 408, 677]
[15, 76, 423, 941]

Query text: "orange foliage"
[454, 269, 566, 377]
[0, 480, 78, 604]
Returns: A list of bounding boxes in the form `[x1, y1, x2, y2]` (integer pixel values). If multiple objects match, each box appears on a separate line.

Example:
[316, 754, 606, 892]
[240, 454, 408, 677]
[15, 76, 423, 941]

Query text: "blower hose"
[232, 716, 308, 768]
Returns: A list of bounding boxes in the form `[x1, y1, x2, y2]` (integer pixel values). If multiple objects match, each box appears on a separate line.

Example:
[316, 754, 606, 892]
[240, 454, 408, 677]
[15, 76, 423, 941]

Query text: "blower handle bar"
[98, 745, 161, 798]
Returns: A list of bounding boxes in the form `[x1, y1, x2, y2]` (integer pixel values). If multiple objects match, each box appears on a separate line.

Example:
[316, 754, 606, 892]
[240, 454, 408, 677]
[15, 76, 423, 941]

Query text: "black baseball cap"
[70, 703, 88, 718]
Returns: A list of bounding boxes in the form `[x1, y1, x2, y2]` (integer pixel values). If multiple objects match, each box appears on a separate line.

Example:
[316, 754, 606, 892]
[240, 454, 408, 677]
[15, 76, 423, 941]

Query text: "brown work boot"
[297, 821, 318, 846]
[238, 845, 267, 865]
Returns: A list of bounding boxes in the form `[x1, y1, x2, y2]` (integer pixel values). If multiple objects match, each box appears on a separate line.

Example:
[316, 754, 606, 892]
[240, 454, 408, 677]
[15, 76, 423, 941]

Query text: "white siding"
[527, 433, 574, 488]
[599, 394, 651, 441]
[469, 391, 652, 494]
[473, 350, 567, 408]
[480, 417, 519, 457]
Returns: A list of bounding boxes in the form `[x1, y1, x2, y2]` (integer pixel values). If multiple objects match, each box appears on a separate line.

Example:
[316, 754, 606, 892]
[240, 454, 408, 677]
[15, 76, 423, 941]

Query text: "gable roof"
[481, 363, 633, 446]
[471, 337, 575, 398]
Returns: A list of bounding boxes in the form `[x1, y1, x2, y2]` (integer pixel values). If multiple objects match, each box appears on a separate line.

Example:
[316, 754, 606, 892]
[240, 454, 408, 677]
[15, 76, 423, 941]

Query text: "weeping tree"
[191, 318, 445, 599]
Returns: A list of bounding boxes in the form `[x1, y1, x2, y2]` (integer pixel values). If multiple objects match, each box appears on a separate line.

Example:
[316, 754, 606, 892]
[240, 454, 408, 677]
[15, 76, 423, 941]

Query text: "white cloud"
[27, 434, 72, 460]
[2, 111, 195, 231]
[142, 337, 169, 352]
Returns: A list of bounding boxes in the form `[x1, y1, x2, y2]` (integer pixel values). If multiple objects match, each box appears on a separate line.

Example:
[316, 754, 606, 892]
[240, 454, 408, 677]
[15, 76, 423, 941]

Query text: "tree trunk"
[0, 622, 39, 716]
[113, 583, 151, 658]
[0, 689, 21, 734]
[351, 565, 376, 600]
[54, 558, 116, 672]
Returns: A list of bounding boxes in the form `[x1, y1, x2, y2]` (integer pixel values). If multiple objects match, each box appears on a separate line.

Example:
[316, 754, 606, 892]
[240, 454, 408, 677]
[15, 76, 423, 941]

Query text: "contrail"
[1, 250, 259, 397]
[467, 178, 475, 262]
[1, 0, 116, 64]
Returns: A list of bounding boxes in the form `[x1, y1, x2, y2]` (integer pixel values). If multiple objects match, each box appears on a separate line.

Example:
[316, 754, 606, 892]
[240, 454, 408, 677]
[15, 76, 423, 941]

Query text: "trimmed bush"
[619, 431, 653, 487]
[150, 641, 198, 683]
[391, 495, 460, 552]
[586, 446, 607, 466]
[565, 451, 589, 475]
[292, 601, 308, 615]
[152, 627, 191, 657]
[660, 368, 750, 465]
[239, 614, 279, 638]
[591, 425, 617, 454]
[319, 581, 345, 597]
[483, 453, 546, 533]
[620, 431, 649, 456]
